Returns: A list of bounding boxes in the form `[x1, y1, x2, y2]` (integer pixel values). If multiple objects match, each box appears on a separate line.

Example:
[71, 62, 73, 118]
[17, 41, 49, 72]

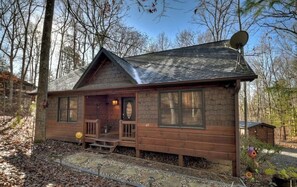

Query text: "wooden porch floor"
[92, 136, 119, 143]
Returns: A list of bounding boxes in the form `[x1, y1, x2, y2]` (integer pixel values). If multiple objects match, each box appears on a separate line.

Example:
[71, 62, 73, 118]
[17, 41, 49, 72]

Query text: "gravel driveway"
[270, 148, 297, 168]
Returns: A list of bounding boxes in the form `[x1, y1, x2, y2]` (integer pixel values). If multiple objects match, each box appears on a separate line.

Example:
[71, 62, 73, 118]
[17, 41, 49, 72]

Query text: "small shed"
[240, 121, 276, 145]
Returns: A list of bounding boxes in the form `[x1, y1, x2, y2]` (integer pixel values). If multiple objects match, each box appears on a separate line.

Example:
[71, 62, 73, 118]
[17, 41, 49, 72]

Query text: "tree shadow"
[1, 140, 122, 186]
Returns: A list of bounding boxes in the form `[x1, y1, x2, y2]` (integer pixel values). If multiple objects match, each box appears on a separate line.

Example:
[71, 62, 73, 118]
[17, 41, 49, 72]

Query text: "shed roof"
[48, 40, 257, 92]
[239, 121, 276, 129]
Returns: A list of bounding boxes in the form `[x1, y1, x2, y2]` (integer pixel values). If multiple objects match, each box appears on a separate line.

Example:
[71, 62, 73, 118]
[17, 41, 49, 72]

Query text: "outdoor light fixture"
[112, 99, 119, 106]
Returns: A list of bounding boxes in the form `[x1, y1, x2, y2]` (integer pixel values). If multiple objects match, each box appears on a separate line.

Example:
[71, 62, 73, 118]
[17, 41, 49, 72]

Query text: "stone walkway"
[60, 152, 242, 187]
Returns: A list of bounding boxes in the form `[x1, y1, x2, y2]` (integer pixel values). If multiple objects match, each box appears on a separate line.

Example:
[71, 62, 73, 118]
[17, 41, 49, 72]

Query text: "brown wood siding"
[46, 95, 84, 142]
[204, 87, 235, 126]
[137, 91, 158, 123]
[84, 95, 108, 133]
[79, 60, 134, 90]
[137, 124, 235, 160]
[136, 86, 236, 160]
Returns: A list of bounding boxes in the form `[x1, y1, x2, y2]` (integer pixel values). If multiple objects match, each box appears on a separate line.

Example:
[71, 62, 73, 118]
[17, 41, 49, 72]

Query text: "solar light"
[148, 176, 155, 187]
[97, 163, 102, 177]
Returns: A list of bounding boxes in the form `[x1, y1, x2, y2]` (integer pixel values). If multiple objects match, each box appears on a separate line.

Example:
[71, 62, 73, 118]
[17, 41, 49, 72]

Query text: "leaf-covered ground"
[1, 116, 296, 187]
[0, 116, 128, 187]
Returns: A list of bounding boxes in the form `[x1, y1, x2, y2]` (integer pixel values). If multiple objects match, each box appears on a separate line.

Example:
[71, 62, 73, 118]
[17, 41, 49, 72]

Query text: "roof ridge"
[125, 40, 230, 58]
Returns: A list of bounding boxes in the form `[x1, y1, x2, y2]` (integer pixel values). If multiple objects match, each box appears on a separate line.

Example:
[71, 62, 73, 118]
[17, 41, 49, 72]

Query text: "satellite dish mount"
[230, 31, 249, 52]
[230, 31, 249, 70]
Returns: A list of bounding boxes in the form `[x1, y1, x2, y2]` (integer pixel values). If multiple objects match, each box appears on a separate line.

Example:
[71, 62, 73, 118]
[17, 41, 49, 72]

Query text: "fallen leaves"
[0, 116, 126, 187]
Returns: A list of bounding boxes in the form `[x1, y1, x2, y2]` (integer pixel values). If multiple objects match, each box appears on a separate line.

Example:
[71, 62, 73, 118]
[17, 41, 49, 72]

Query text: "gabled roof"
[48, 40, 257, 92]
[123, 40, 256, 84]
[48, 67, 87, 92]
[0, 71, 34, 87]
[239, 121, 276, 129]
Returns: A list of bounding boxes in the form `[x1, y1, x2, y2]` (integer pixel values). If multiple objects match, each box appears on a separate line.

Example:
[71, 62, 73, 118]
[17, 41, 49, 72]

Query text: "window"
[159, 90, 204, 128]
[58, 97, 78, 122]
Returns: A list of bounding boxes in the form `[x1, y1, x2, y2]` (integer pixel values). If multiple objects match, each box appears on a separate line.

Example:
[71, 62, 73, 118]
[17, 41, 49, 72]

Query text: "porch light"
[112, 99, 119, 105]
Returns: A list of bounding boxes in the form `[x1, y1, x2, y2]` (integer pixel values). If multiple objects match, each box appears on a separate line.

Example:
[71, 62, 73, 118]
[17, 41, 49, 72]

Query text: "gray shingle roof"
[48, 67, 87, 92]
[239, 121, 276, 128]
[48, 40, 257, 92]
[122, 40, 256, 84]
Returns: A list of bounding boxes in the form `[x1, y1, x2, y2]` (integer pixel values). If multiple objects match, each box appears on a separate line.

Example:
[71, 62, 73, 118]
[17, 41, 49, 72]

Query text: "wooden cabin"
[45, 41, 257, 177]
[0, 71, 35, 113]
[240, 121, 275, 145]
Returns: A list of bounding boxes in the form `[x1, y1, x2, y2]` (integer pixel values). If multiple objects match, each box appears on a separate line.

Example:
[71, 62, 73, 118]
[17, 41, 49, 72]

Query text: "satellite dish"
[230, 31, 249, 49]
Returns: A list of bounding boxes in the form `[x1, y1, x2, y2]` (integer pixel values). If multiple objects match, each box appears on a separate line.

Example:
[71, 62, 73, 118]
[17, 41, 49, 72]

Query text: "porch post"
[119, 120, 123, 141]
[82, 96, 86, 148]
[96, 119, 100, 139]
[178, 154, 184, 167]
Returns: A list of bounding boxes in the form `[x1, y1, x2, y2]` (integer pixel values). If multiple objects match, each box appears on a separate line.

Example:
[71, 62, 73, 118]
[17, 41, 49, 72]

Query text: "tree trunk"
[34, 0, 55, 142]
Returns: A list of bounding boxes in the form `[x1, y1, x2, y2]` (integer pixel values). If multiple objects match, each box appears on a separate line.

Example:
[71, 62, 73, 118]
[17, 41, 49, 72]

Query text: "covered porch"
[82, 94, 137, 152]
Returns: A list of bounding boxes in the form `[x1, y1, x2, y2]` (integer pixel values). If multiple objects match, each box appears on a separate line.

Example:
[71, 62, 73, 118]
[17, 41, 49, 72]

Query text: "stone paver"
[61, 152, 242, 187]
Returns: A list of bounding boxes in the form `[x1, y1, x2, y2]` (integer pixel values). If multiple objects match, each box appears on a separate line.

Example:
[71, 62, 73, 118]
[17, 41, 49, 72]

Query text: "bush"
[240, 135, 282, 182]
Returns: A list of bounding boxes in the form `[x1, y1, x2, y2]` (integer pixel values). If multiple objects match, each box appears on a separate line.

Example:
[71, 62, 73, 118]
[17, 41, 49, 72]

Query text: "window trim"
[158, 89, 205, 129]
[57, 96, 78, 123]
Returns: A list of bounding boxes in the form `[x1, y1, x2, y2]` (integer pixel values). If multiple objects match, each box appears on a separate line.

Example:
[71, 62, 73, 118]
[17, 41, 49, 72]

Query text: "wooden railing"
[119, 120, 136, 141]
[84, 119, 100, 139]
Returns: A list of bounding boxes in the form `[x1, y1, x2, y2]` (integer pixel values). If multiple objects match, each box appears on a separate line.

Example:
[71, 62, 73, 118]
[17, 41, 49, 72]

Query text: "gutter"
[42, 75, 257, 95]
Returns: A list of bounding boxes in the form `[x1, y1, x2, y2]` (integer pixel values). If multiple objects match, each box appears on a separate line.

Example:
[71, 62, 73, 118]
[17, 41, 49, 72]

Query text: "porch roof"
[48, 40, 257, 92]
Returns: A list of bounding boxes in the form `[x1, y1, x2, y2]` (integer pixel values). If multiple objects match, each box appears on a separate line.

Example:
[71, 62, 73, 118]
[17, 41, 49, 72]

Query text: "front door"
[122, 97, 135, 121]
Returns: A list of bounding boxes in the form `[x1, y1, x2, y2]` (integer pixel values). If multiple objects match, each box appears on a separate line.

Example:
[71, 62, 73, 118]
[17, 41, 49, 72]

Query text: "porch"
[83, 94, 136, 152]
[83, 119, 136, 152]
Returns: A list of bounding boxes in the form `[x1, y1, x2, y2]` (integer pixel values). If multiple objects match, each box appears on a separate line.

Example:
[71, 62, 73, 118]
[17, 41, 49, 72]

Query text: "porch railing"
[119, 120, 136, 141]
[84, 119, 100, 139]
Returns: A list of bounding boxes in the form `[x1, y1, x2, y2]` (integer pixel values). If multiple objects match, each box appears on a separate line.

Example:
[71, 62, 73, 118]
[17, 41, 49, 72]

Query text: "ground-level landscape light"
[97, 164, 102, 177]
[148, 176, 155, 187]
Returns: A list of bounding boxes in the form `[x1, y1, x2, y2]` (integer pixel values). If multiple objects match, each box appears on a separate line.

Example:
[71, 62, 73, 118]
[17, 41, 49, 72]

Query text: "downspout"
[234, 79, 241, 177]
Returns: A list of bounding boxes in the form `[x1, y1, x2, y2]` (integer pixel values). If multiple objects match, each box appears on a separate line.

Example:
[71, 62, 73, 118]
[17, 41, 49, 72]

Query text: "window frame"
[158, 89, 205, 129]
[58, 96, 78, 122]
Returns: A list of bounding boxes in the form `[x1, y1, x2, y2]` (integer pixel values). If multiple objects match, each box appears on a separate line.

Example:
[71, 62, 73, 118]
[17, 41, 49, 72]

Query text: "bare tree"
[193, 0, 237, 41]
[106, 24, 148, 57]
[148, 32, 172, 52]
[0, 0, 22, 111]
[35, 0, 55, 142]
[55, 0, 71, 78]
[65, 0, 126, 56]
[28, 30, 41, 85]
[16, 0, 43, 109]
[175, 29, 197, 47]
[197, 30, 214, 44]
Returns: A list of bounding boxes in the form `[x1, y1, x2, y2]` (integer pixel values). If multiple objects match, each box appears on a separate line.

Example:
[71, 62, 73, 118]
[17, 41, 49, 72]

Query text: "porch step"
[89, 137, 119, 154]
[90, 143, 114, 149]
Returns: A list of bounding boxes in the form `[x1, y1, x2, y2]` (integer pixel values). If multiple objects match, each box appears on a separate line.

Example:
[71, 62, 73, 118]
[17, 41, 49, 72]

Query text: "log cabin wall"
[46, 94, 84, 142]
[136, 86, 236, 161]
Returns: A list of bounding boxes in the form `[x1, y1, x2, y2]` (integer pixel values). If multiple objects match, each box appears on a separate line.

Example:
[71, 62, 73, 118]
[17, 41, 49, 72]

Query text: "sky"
[123, 0, 264, 51]
[124, 0, 198, 41]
